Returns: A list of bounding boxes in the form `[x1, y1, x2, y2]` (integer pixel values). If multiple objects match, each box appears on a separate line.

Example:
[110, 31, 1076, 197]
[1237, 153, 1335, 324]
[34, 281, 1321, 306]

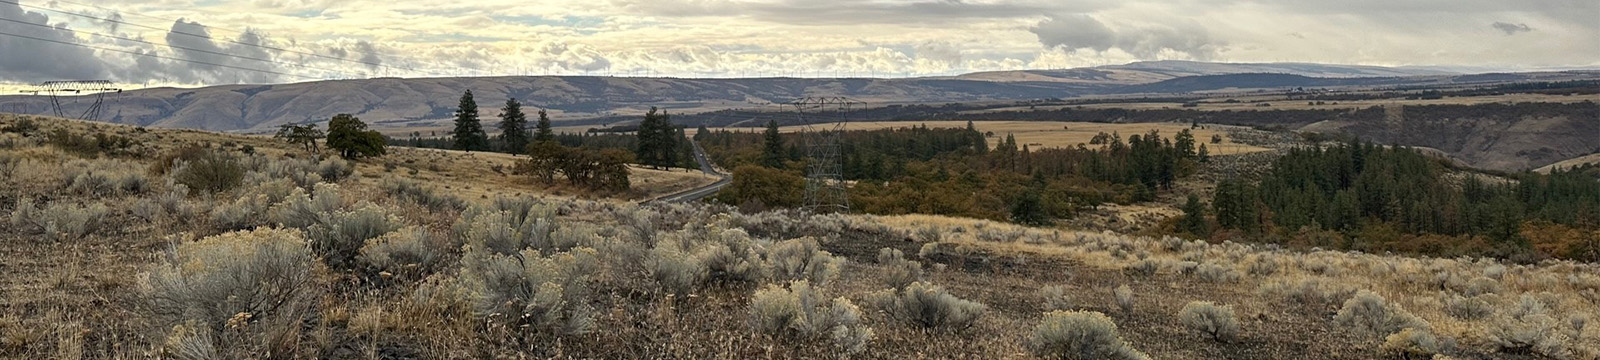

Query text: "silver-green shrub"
[379, 176, 464, 212]
[358, 226, 447, 279]
[144, 227, 314, 325]
[876, 248, 923, 290]
[1039, 285, 1074, 311]
[457, 246, 599, 336]
[767, 237, 843, 286]
[1179, 301, 1240, 343]
[10, 198, 109, 241]
[748, 281, 873, 356]
[308, 203, 401, 271]
[1333, 290, 1430, 337]
[868, 281, 987, 332]
[1026, 310, 1149, 360]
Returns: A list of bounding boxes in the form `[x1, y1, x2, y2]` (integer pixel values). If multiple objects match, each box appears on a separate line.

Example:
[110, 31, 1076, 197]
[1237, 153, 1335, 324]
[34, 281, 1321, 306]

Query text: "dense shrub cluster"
[1333, 290, 1429, 338]
[748, 281, 873, 355]
[308, 204, 402, 271]
[868, 281, 987, 332]
[379, 176, 464, 212]
[141, 228, 315, 357]
[1026, 310, 1150, 360]
[876, 248, 923, 290]
[358, 226, 449, 280]
[10, 198, 109, 241]
[172, 150, 244, 194]
[1178, 301, 1240, 343]
[457, 246, 599, 337]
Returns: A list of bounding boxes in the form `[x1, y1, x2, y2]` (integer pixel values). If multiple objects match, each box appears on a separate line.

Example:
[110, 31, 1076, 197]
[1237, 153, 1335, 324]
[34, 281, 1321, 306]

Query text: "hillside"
[0, 61, 1488, 134]
[956, 60, 1455, 83]
[3, 115, 1600, 359]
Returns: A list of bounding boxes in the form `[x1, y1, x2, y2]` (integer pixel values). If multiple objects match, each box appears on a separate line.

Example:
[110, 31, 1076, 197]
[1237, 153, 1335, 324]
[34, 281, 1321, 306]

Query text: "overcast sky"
[0, 0, 1596, 87]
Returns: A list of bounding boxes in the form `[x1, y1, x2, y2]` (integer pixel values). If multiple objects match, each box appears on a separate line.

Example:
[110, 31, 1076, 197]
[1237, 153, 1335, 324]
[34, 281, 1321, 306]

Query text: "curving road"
[648, 137, 730, 204]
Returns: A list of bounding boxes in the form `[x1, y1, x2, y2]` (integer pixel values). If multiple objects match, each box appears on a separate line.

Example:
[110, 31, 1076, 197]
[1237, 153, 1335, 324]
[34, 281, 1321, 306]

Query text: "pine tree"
[761, 119, 784, 168]
[1010, 190, 1049, 226]
[534, 109, 554, 144]
[1197, 143, 1211, 163]
[498, 98, 529, 155]
[635, 107, 678, 169]
[452, 90, 488, 151]
[1180, 194, 1210, 237]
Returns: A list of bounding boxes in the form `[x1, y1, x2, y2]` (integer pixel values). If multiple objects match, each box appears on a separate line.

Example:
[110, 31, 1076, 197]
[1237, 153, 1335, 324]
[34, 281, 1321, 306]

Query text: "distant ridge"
[0, 60, 1589, 133]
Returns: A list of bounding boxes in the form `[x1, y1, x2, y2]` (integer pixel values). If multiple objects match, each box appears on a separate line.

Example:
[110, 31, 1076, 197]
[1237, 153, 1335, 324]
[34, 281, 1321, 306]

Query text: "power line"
[0, 0, 413, 74]
[0, 16, 348, 76]
[0, 29, 320, 80]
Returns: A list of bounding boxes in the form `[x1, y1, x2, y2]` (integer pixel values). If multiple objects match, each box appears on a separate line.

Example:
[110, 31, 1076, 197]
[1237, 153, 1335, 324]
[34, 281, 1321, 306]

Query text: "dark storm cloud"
[1491, 22, 1532, 35]
[1030, 14, 1222, 60]
[0, 1, 109, 83]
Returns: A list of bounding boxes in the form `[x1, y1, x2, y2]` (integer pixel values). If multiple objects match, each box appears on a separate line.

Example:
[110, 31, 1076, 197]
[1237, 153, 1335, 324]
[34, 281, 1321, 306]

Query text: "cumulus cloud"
[1491, 22, 1532, 35]
[0, 2, 109, 83]
[161, 19, 283, 83]
[1029, 14, 1223, 60]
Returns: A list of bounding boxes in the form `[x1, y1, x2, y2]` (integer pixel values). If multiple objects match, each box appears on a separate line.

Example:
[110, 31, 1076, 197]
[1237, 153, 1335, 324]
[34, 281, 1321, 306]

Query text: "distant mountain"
[954, 60, 1456, 84]
[0, 77, 1106, 132]
[0, 60, 1579, 133]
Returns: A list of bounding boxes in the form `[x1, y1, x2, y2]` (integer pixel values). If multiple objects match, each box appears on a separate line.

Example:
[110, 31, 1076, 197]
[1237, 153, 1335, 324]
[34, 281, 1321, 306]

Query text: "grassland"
[2, 115, 1598, 359]
[700, 120, 1272, 155]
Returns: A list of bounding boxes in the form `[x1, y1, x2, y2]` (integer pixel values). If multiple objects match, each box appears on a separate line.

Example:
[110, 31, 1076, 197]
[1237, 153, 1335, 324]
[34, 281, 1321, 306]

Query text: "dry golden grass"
[368, 146, 717, 202]
[699, 120, 1270, 155]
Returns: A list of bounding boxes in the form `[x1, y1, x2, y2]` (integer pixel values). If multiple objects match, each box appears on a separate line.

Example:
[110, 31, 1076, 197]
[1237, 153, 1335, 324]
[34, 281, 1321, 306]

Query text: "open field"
[737, 120, 1272, 155]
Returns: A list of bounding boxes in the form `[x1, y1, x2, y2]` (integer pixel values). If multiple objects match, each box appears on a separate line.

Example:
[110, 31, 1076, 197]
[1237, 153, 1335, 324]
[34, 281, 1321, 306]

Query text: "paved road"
[648, 138, 730, 204]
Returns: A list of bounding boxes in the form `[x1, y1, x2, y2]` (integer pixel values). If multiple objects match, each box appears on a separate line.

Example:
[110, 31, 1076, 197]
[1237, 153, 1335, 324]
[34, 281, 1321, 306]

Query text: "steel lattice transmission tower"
[792, 97, 861, 213]
[21, 80, 122, 121]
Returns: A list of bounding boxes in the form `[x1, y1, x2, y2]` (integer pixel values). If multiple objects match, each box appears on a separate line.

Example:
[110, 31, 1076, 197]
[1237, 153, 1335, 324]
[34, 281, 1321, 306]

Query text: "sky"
[0, 0, 1596, 88]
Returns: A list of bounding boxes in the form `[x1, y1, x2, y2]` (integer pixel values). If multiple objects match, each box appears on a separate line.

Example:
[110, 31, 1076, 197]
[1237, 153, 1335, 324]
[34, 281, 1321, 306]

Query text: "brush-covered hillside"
[2, 115, 1599, 359]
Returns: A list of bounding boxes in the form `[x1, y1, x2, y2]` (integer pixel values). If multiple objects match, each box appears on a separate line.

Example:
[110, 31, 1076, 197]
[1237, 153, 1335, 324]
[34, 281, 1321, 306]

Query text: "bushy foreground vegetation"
[4, 117, 1600, 359]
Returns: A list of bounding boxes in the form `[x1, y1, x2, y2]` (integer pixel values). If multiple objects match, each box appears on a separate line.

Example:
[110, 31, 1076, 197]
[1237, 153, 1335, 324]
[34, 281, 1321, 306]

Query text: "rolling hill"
[0, 60, 1482, 133]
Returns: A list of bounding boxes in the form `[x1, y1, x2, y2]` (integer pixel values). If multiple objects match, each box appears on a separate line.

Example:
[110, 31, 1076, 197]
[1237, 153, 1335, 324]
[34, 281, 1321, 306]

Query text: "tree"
[1197, 143, 1211, 163]
[452, 90, 488, 151]
[761, 119, 785, 168]
[1174, 129, 1197, 159]
[325, 114, 386, 159]
[1214, 179, 1259, 233]
[273, 124, 324, 154]
[1180, 194, 1211, 237]
[634, 107, 678, 169]
[534, 109, 555, 144]
[522, 141, 565, 184]
[1010, 190, 1050, 226]
[498, 98, 530, 155]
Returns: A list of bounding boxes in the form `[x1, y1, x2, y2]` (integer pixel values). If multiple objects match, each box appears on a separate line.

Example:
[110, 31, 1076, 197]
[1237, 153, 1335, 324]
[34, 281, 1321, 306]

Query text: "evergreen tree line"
[702, 121, 1204, 225]
[1198, 139, 1600, 261]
